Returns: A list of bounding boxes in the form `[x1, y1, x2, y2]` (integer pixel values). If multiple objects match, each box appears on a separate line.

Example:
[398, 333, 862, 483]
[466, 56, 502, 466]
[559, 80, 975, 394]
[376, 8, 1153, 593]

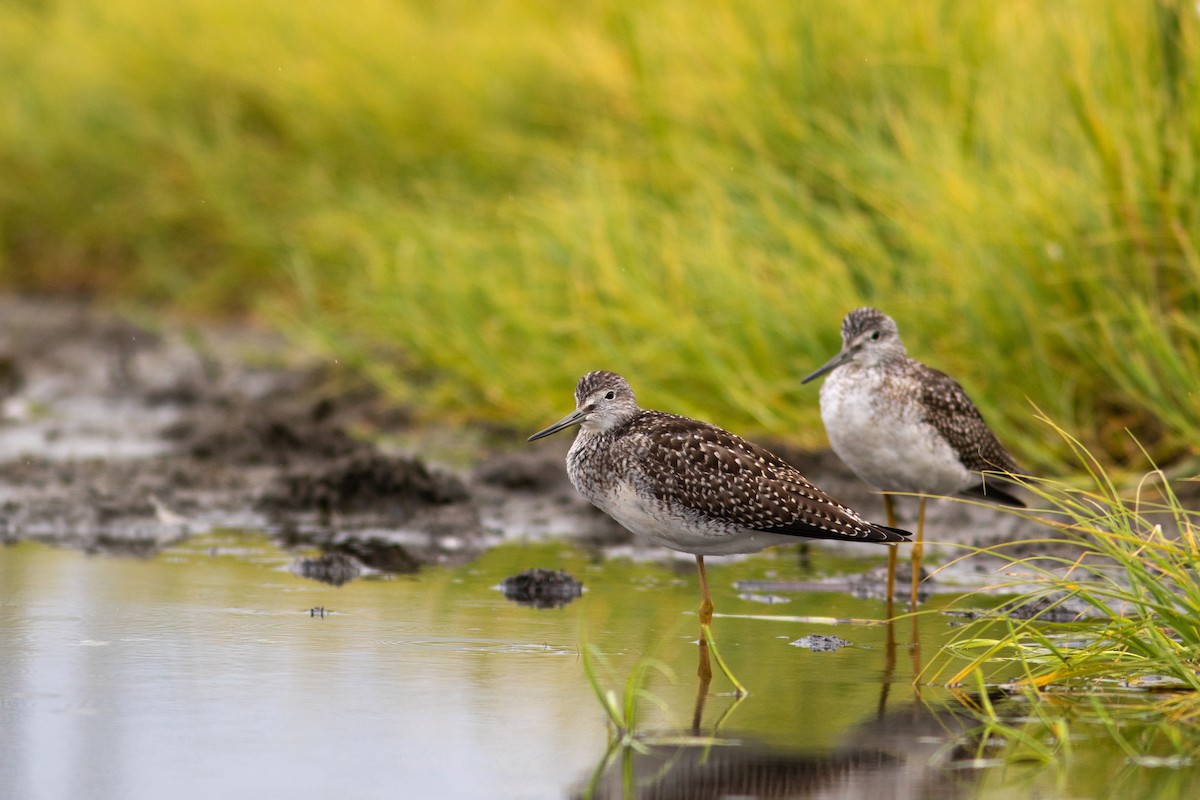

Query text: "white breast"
[820, 368, 974, 496]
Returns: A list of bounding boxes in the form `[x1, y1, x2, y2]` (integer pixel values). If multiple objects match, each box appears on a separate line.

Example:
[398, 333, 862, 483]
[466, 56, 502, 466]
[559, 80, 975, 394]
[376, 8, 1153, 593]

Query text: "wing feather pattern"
[639, 412, 909, 543]
[916, 364, 1024, 507]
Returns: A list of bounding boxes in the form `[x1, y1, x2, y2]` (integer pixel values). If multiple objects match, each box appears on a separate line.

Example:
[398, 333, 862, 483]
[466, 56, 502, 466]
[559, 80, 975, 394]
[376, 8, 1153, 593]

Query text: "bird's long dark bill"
[527, 409, 587, 442]
[801, 349, 852, 384]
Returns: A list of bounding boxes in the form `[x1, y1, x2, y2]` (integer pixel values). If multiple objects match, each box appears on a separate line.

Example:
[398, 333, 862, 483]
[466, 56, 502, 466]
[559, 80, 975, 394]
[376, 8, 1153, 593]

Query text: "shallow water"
[2, 536, 1198, 799]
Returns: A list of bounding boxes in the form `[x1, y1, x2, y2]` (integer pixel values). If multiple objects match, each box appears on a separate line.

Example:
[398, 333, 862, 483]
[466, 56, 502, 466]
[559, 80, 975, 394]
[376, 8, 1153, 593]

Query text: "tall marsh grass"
[933, 421, 1200, 704]
[919, 422, 1200, 772]
[1, 1, 1197, 470]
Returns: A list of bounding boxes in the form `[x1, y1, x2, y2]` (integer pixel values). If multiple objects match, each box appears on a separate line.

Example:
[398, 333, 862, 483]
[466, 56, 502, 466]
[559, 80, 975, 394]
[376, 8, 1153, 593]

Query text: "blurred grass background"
[1, 0, 1197, 473]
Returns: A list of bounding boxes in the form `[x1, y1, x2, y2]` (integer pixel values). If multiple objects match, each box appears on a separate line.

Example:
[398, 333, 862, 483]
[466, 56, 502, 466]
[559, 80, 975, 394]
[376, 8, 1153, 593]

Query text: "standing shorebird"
[801, 307, 1023, 610]
[528, 370, 909, 630]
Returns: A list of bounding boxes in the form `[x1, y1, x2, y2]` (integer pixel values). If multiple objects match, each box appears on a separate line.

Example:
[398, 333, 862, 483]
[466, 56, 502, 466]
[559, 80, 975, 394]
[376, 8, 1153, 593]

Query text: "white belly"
[820, 370, 974, 496]
[590, 481, 799, 556]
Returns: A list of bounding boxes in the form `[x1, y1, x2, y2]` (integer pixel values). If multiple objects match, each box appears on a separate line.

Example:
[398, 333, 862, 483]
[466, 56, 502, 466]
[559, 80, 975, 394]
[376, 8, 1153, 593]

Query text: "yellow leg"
[696, 628, 713, 688]
[883, 494, 898, 618]
[696, 555, 714, 626]
[910, 497, 927, 612]
[885, 545, 898, 618]
[910, 604, 923, 697]
[694, 557, 746, 695]
[877, 615, 897, 718]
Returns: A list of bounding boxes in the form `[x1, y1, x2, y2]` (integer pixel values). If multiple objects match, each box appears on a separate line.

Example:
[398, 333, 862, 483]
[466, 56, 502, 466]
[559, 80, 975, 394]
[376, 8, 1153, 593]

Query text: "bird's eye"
[870, 331, 881, 341]
[604, 391, 615, 400]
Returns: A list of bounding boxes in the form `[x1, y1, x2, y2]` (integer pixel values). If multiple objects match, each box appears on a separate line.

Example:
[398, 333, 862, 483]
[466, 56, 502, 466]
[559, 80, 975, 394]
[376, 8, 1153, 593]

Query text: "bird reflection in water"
[577, 687, 983, 800]
[576, 603, 995, 799]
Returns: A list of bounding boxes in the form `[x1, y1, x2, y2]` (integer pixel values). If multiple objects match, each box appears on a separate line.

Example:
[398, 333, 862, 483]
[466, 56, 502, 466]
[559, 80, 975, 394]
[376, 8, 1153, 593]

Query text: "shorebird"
[801, 307, 1023, 610]
[527, 370, 910, 628]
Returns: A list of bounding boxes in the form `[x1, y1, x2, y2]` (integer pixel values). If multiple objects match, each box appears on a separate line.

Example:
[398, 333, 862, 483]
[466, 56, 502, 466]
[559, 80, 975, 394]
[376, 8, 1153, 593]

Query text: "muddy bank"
[0, 295, 1041, 582]
[0, 295, 622, 567]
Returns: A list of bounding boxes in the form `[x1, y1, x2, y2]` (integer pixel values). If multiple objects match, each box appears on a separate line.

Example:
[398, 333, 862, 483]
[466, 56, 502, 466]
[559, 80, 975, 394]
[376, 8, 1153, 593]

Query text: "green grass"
[920, 421, 1200, 773]
[581, 643, 674, 746]
[932, 419, 1200, 693]
[951, 685, 1200, 799]
[1, 0, 1198, 471]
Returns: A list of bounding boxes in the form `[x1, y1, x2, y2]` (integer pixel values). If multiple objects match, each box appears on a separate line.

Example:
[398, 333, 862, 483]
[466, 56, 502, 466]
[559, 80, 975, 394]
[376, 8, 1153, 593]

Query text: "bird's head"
[528, 370, 639, 441]
[801, 307, 907, 383]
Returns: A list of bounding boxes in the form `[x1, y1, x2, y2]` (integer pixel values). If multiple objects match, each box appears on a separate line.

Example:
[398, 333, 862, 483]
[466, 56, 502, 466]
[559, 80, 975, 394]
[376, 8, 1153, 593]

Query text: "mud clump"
[338, 537, 422, 572]
[293, 551, 365, 586]
[501, 568, 584, 608]
[262, 453, 468, 517]
[996, 593, 1099, 622]
[474, 450, 571, 492]
[790, 634, 852, 652]
[167, 389, 365, 468]
[0, 353, 23, 398]
[263, 451, 485, 571]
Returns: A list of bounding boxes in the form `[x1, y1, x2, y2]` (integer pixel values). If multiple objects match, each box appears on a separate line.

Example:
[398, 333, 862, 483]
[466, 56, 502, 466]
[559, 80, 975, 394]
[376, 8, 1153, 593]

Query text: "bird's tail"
[964, 482, 1025, 508]
[872, 525, 912, 542]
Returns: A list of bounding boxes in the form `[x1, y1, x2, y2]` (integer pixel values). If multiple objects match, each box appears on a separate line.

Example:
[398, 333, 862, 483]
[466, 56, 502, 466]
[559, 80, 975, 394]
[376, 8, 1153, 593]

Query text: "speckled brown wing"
[915, 362, 1022, 478]
[639, 412, 909, 543]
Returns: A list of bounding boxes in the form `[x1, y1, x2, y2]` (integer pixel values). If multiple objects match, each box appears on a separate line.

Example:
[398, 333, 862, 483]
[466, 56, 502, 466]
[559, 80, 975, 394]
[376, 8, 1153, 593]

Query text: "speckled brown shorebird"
[802, 307, 1023, 610]
[527, 370, 909, 627]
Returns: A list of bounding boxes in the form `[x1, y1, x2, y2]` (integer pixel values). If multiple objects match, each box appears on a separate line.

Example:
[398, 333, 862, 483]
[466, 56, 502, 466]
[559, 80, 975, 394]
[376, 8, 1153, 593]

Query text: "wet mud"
[500, 567, 585, 608]
[0, 296, 1047, 592]
[0, 296, 484, 565]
